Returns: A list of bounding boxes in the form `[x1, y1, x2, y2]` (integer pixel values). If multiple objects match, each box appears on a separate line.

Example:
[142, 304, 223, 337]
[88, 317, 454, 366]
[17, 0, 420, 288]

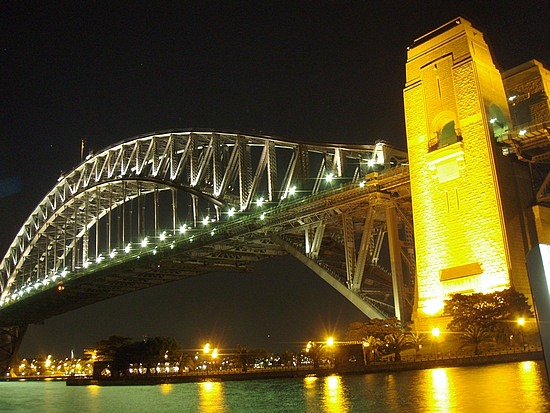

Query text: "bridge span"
[0, 130, 414, 372]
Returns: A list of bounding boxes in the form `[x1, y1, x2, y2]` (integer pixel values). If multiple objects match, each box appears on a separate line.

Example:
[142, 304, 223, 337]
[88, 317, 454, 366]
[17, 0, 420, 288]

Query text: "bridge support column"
[386, 205, 407, 324]
[0, 325, 27, 376]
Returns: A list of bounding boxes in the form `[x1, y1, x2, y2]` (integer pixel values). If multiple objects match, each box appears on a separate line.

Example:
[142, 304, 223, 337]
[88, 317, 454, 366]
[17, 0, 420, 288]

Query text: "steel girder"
[0, 325, 27, 375]
[498, 122, 550, 204]
[0, 130, 411, 325]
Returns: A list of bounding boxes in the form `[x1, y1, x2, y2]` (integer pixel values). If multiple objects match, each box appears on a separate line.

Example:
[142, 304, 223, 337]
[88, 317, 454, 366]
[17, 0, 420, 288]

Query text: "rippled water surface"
[0, 361, 548, 412]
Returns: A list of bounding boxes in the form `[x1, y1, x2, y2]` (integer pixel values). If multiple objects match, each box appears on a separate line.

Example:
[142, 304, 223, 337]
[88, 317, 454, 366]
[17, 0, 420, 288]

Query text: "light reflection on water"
[430, 368, 453, 412]
[198, 381, 225, 413]
[323, 375, 348, 413]
[0, 361, 548, 412]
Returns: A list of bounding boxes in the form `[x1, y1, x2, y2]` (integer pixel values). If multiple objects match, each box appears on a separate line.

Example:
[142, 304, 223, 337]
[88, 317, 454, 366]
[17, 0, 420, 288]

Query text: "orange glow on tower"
[404, 18, 533, 329]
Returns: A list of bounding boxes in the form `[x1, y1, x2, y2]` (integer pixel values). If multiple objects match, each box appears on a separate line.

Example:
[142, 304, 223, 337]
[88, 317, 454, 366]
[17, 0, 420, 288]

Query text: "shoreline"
[59, 350, 543, 386]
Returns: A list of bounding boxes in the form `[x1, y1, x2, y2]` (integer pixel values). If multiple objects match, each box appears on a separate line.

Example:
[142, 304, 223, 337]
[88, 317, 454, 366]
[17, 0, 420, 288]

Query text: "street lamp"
[432, 328, 441, 358]
[517, 317, 526, 348]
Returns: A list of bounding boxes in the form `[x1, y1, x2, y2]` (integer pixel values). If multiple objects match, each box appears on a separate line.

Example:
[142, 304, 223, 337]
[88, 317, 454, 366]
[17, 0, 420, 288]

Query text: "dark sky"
[1, 1, 548, 357]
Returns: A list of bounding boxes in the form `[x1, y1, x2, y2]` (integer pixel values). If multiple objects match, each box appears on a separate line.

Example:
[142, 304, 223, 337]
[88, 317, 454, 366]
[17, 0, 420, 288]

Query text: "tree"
[384, 333, 413, 362]
[460, 325, 491, 355]
[361, 336, 383, 365]
[95, 335, 133, 374]
[234, 344, 251, 372]
[95, 335, 133, 361]
[279, 350, 295, 368]
[346, 317, 402, 341]
[407, 331, 427, 358]
[444, 288, 532, 343]
[304, 341, 326, 369]
[179, 353, 198, 372]
[94, 335, 183, 375]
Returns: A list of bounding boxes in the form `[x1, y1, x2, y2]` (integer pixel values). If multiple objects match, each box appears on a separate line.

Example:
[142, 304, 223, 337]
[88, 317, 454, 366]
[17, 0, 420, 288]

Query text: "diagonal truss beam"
[273, 235, 387, 319]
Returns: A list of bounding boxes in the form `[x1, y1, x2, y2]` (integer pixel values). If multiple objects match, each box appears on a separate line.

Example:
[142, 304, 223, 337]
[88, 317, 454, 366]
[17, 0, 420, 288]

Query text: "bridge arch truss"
[0, 130, 413, 329]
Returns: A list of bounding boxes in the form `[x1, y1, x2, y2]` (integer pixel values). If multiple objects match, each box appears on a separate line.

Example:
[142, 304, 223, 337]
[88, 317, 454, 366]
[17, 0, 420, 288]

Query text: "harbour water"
[0, 361, 548, 412]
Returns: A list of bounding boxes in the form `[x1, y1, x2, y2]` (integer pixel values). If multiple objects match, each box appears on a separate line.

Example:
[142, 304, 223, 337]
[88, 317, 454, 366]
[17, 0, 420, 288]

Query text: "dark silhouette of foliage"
[346, 317, 402, 341]
[407, 331, 427, 358]
[460, 325, 491, 355]
[95, 335, 133, 361]
[304, 341, 327, 368]
[443, 288, 532, 343]
[361, 336, 383, 364]
[234, 344, 251, 372]
[384, 333, 414, 362]
[279, 350, 295, 367]
[94, 335, 182, 375]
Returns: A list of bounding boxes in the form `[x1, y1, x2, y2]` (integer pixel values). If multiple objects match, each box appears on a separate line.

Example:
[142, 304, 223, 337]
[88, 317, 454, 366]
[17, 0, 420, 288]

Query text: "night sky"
[1, 1, 548, 357]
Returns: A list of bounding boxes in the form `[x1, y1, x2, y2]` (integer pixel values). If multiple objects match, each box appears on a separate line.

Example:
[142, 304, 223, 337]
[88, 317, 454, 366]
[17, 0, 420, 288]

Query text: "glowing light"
[152, 247, 157, 255]
[325, 173, 334, 182]
[159, 231, 167, 241]
[199, 381, 224, 411]
[109, 249, 117, 259]
[508, 95, 517, 101]
[517, 317, 525, 326]
[359, 181, 366, 188]
[260, 212, 265, 220]
[521, 360, 533, 373]
[227, 207, 235, 217]
[83, 261, 90, 269]
[96, 254, 104, 264]
[256, 197, 265, 207]
[289, 185, 297, 196]
[212, 348, 218, 359]
[210, 230, 215, 236]
[141, 237, 149, 248]
[170, 242, 175, 249]
[430, 368, 451, 412]
[367, 159, 375, 167]
[202, 217, 209, 226]
[203, 343, 211, 354]
[323, 375, 345, 412]
[519, 129, 527, 136]
[326, 337, 334, 347]
[489, 117, 497, 124]
[422, 298, 444, 316]
[160, 383, 173, 395]
[124, 243, 131, 253]
[179, 224, 188, 234]
[431, 328, 441, 337]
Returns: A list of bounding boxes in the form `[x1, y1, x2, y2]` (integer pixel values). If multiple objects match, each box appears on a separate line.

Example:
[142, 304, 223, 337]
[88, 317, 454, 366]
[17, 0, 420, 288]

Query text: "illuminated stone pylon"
[403, 18, 534, 330]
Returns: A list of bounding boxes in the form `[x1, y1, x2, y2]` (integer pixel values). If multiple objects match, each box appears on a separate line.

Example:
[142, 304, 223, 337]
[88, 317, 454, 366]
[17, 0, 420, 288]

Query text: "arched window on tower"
[488, 104, 509, 141]
[440, 121, 460, 147]
[428, 120, 462, 152]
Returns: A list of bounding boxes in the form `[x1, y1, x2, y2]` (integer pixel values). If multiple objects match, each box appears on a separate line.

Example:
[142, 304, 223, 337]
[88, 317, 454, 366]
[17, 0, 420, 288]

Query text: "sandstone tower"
[403, 18, 536, 330]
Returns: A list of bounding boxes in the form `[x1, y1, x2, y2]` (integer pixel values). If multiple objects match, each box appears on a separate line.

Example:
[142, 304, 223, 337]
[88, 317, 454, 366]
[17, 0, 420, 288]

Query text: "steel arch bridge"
[0, 130, 414, 371]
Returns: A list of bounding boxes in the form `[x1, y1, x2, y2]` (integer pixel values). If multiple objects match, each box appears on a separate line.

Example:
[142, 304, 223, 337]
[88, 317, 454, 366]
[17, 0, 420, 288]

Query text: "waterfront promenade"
[63, 346, 543, 386]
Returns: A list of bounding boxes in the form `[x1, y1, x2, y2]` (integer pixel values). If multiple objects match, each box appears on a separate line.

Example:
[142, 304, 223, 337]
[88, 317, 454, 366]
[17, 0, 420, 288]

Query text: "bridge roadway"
[0, 165, 411, 328]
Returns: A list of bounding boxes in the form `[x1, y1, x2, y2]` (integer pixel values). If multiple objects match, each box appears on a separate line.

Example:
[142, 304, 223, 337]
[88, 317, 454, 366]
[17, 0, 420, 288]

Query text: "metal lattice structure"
[0, 130, 414, 339]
